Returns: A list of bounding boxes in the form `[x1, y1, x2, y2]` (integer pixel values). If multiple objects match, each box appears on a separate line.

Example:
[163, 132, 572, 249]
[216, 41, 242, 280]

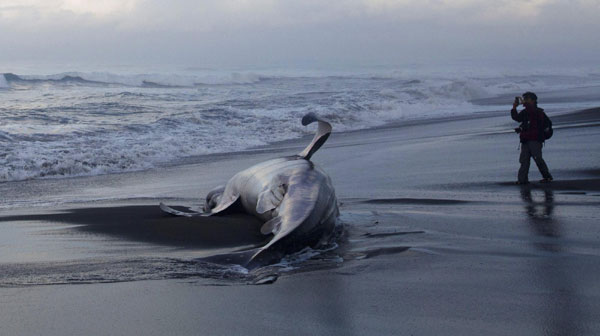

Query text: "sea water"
[1, 64, 599, 182]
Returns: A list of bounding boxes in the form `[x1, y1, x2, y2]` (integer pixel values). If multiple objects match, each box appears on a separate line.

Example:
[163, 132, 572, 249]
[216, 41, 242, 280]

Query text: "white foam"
[2, 68, 600, 183]
[16, 71, 264, 87]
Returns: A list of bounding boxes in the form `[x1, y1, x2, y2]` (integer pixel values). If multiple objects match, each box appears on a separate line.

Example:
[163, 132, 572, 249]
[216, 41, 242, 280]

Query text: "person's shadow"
[519, 187, 585, 334]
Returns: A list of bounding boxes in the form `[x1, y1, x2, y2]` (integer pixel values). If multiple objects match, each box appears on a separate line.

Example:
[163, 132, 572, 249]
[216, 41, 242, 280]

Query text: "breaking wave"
[2, 71, 265, 88]
[2, 68, 600, 182]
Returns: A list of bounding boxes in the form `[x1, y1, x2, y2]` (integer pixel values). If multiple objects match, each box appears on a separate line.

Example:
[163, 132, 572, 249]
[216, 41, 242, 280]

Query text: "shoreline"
[2, 106, 599, 193]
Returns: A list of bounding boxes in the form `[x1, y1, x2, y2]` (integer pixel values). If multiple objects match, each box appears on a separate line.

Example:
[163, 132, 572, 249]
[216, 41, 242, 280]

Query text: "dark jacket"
[511, 106, 550, 143]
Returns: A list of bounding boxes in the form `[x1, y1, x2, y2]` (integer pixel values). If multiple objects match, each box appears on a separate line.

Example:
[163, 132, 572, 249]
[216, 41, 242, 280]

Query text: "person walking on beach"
[511, 92, 553, 184]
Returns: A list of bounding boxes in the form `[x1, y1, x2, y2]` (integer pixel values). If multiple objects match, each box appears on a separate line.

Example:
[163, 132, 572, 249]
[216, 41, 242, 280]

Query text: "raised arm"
[511, 98, 523, 122]
[511, 107, 523, 122]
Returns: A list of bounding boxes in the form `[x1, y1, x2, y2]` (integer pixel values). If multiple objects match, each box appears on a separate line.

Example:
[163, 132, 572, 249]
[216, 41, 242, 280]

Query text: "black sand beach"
[1, 107, 600, 335]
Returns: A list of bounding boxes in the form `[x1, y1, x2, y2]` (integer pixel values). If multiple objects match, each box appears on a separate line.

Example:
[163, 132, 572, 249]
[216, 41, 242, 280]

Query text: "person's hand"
[512, 97, 520, 109]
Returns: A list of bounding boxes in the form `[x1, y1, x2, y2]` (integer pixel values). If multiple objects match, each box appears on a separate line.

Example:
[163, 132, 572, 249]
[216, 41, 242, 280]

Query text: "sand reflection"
[520, 187, 585, 335]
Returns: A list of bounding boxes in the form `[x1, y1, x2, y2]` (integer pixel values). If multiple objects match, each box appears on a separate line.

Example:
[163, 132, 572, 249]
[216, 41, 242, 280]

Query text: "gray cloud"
[0, 0, 598, 68]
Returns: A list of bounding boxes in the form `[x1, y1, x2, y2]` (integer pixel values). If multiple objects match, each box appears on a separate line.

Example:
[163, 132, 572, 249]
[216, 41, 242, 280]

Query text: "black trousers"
[518, 141, 552, 182]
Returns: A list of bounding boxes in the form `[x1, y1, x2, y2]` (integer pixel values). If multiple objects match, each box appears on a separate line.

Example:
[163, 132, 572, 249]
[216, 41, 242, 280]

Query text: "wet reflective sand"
[1, 107, 600, 335]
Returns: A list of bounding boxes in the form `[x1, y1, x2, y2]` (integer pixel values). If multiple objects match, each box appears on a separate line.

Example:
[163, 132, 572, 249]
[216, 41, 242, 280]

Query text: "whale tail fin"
[298, 113, 332, 160]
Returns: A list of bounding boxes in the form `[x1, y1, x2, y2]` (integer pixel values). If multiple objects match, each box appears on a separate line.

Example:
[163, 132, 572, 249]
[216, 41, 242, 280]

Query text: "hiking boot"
[539, 177, 553, 183]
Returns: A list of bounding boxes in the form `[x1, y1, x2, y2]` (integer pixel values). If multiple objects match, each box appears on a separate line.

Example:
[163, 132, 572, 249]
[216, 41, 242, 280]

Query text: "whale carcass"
[161, 113, 339, 267]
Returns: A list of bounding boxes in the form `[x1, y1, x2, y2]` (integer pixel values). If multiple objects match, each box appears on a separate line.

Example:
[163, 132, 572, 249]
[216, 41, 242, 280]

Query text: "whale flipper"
[200, 247, 264, 267]
[159, 202, 201, 217]
[256, 177, 288, 214]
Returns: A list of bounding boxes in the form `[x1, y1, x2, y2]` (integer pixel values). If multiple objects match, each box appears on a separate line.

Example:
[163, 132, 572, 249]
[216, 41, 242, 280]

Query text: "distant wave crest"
[2, 71, 265, 88]
[2, 69, 600, 182]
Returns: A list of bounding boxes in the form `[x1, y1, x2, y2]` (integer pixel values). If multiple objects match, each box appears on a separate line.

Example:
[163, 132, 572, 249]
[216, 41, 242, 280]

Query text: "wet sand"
[1, 107, 600, 335]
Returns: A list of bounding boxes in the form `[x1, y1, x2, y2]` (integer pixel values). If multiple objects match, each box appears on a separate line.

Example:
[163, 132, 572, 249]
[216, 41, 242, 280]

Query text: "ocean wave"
[3, 69, 600, 93]
[3, 71, 266, 88]
[0, 100, 482, 182]
[0, 74, 9, 89]
[2, 69, 600, 182]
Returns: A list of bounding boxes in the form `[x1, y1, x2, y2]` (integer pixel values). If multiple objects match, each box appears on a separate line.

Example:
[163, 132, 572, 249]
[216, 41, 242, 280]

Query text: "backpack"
[543, 113, 553, 140]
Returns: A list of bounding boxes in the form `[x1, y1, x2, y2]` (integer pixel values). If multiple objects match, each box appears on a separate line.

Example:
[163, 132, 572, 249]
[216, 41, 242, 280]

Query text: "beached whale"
[161, 113, 339, 267]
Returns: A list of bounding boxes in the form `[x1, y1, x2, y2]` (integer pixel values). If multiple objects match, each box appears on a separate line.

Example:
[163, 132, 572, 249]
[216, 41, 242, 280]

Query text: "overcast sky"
[0, 0, 599, 68]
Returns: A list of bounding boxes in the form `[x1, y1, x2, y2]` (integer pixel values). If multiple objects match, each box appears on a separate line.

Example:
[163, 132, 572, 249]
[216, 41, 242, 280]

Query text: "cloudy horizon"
[1, 0, 599, 69]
